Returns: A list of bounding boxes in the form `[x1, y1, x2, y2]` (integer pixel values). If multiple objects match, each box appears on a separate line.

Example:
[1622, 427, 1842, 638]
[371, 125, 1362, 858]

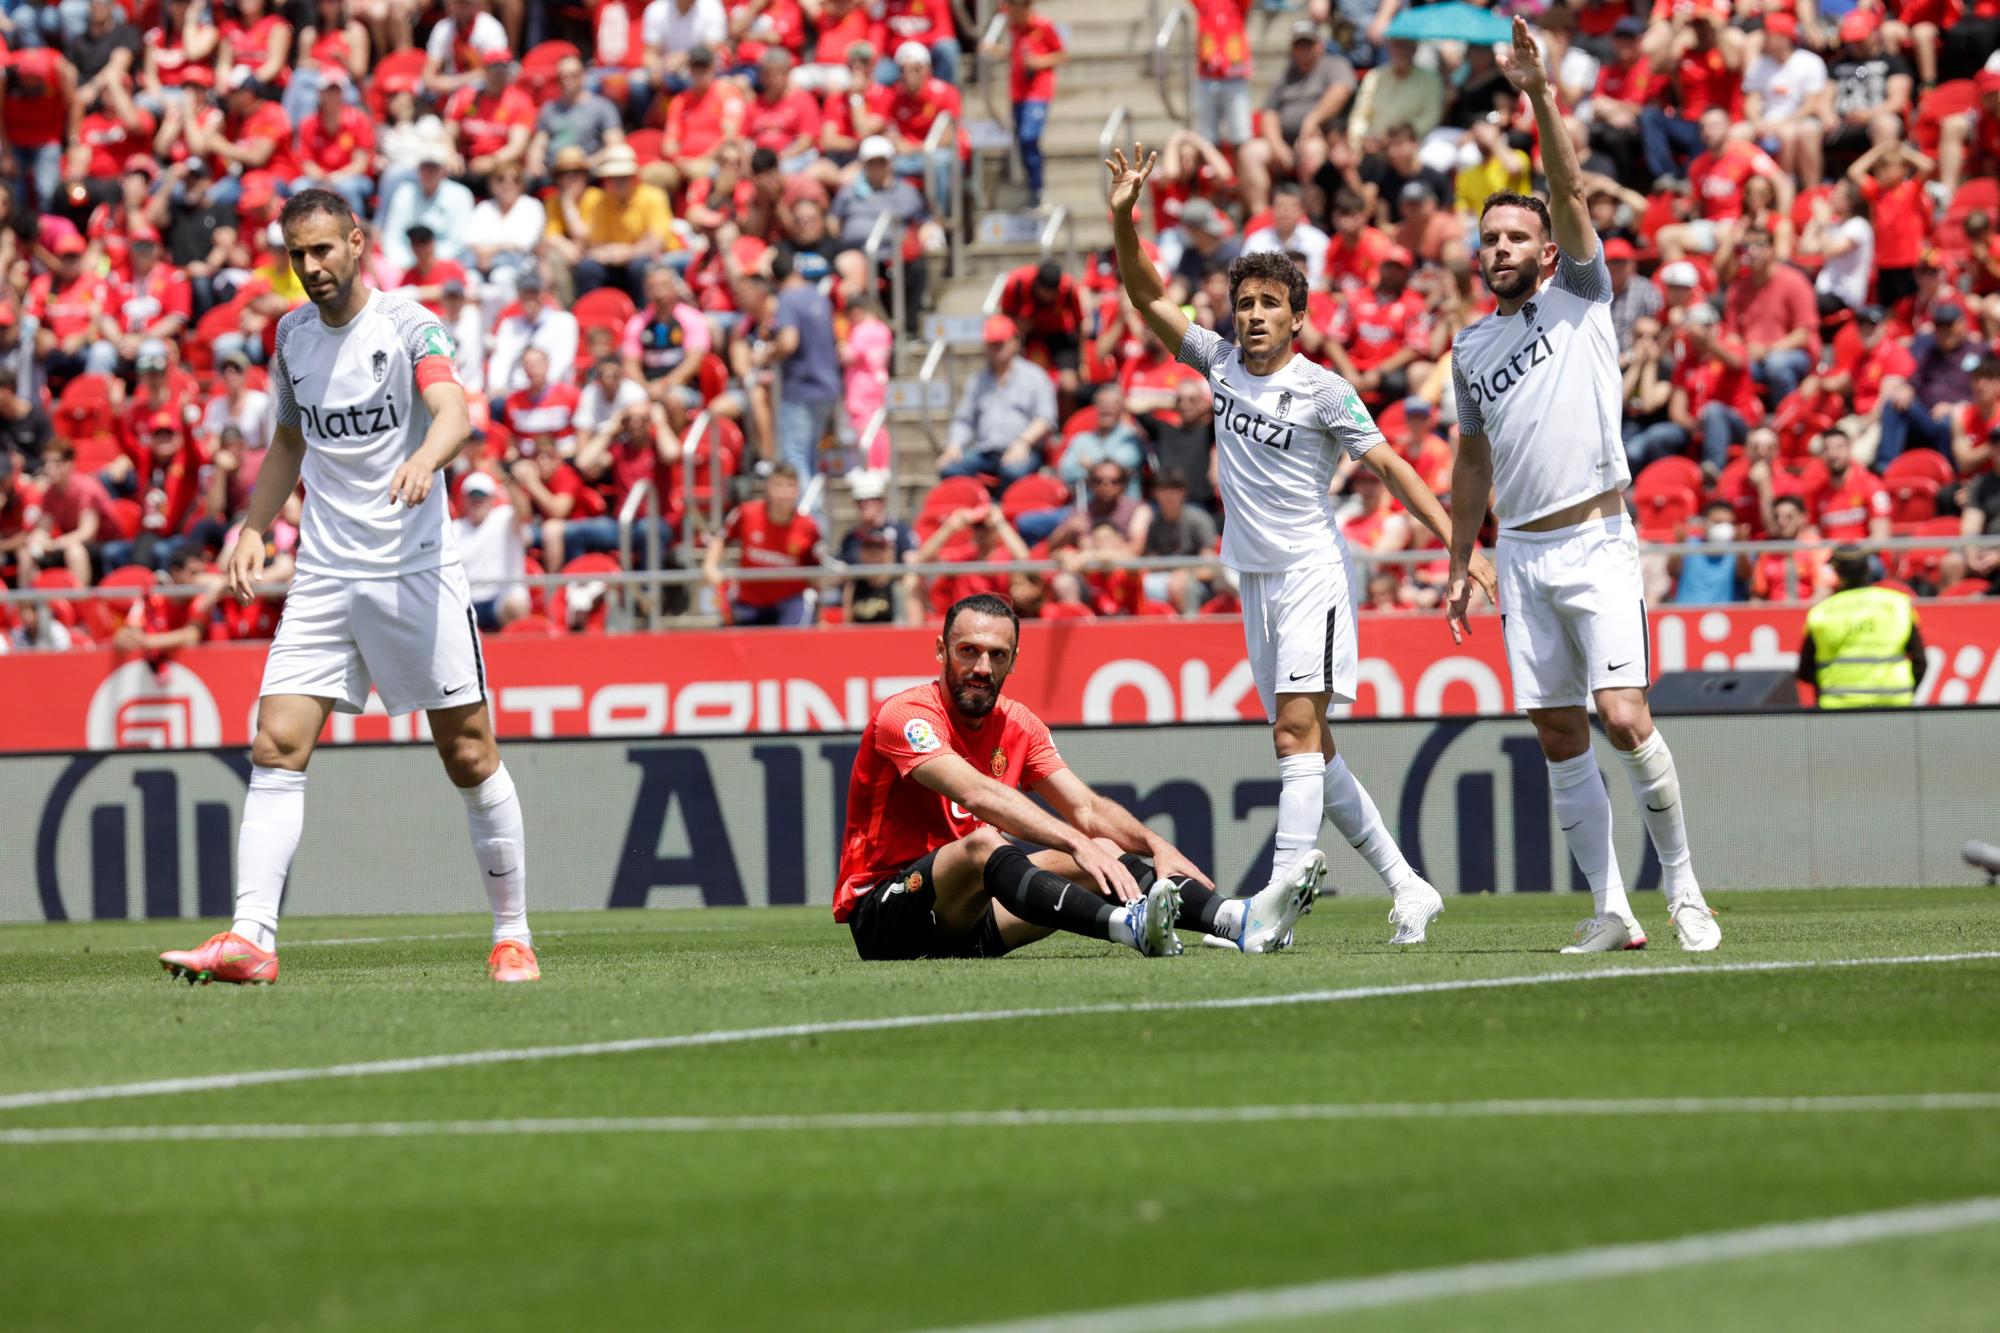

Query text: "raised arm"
[1500, 16, 1593, 262]
[1104, 144, 1190, 354]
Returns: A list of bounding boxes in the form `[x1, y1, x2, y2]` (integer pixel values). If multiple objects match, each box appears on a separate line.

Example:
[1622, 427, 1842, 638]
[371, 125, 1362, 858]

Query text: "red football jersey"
[833, 682, 1066, 921]
[723, 500, 820, 608]
[1813, 464, 1889, 540]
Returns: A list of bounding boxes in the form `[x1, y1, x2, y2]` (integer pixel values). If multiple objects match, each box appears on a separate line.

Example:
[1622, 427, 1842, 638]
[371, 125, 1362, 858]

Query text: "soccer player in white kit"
[160, 189, 541, 985]
[1445, 19, 1720, 954]
[1107, 145, 1497, 944]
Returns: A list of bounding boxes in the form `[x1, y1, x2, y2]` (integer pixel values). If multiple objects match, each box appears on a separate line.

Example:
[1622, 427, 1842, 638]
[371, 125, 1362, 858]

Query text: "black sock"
[1121, 852, 1228, 934]
[985, 845, 1116, 941]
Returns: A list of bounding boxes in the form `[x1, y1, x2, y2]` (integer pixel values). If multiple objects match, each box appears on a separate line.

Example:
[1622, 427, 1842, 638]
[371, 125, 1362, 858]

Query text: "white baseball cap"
[859, 135, 895, 162]
[1659, 261, 1701, 288]
[895, 41, 931, 66]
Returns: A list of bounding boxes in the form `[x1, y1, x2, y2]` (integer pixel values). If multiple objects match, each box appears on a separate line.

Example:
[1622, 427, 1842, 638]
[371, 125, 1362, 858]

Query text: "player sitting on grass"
[835, 593, 1318, 960]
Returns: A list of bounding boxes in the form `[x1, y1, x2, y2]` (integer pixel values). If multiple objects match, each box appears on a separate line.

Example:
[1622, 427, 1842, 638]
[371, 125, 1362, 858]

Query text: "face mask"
[1708, 521, 1735, 543]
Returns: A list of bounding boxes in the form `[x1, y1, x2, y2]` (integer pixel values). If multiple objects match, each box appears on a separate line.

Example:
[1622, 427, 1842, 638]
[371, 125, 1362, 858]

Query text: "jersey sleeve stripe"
[1450, 354, 1484, 435]
[1553, 243, 1613, 304]
[1176, 324, 1224, 375]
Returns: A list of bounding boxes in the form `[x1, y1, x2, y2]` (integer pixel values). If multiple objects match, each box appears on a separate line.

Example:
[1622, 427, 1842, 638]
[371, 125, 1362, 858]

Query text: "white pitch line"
[2, 950, 1996, 1114]
[5, 1093, 1999, 1147]
[923, 1195, 2000, 1333]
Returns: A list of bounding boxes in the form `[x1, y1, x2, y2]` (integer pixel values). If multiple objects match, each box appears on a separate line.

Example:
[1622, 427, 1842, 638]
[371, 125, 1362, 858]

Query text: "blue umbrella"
[1384, 1, 1515, 45]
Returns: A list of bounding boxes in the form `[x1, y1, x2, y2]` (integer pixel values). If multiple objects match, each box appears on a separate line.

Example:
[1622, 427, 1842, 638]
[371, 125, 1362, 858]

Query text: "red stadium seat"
[71, 433, 126, 476]
[1914, 80, 1981, 154]
[367, 48, 428, 120]
[1882, 450, 1956, 489]
[1891, 517, 1961, 584]
[624, 128, 666, 165]
[54, 375, 115, 442]
[30, 568, 79, 628]
[1888, 476, 1940, 522]
[555, 553, 623, 632]
[520, 41, 581, 104]
[574, 287, 637, 340]
[1038, 602, 1096, 621]
[1632, 485, 1698, 540]
[502, 613, 563, 637]
[1134, 598, 1178, 617]
[999, 473, 1071, 525]
[1938, 577, 1992, 598]
[1634, 455, 1705, 499]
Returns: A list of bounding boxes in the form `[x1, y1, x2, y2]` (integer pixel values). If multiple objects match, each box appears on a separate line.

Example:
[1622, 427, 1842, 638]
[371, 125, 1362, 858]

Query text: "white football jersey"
[273, 288, 460, 579]
[1451, 244, 1629, 528]
[1176, 325, 1385, 573]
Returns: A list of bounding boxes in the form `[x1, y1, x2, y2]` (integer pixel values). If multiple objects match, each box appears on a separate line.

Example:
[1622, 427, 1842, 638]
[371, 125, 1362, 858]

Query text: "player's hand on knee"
[225, 534, 265, 605]
[1151, 843, 1214, 890]
[1076, 842, 1142, 903]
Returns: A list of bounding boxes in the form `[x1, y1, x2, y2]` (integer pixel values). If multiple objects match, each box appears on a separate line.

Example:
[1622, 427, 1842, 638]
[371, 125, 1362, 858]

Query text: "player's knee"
[960, 825, 1008, 862]
[249, 728, 309, 771]
[438, 732, 498, 786]
[1597, 695, 1654, 750]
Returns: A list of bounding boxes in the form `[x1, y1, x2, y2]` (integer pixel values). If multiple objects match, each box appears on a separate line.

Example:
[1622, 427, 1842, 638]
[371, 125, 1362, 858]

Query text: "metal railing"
[1098, 105, 1131, 169]
[856, 406, 890, 489]
[923, 110, 963, 277]
[1154, 2, 1195, 125]
[1039, 203, 1078, 276]
[978, 4, 1010, 129]
[863, 209, 909, 348]
[676, 410, 729, 561]
[13, 536, 1997, 610]
[981, 270, 1007, 314]
[914, 337, 951, 460]
[615, 477, 663, 631]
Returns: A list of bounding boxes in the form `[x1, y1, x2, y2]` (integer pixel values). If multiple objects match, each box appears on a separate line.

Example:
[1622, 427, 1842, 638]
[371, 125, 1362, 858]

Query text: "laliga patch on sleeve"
[420, 324, 455, 359]
[903, 718, 941, 753]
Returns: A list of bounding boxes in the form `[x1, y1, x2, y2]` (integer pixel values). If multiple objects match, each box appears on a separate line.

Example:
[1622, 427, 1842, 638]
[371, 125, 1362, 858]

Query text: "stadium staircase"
[818, 0, 1300, 535]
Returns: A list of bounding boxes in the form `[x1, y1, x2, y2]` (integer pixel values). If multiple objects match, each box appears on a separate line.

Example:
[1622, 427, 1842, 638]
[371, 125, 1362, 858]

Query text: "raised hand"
[1497, 15, 1549, 98]
[1103, 143, 1158, 219]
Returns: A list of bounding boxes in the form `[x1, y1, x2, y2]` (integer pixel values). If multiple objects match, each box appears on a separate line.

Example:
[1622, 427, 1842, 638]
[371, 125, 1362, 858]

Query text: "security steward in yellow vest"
[1797, 547, 1927, 708]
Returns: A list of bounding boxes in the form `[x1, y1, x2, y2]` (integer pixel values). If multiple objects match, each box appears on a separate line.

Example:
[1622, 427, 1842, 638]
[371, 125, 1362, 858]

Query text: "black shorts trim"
[847, 851, 1006, 961]
[464, 606, 488, 703]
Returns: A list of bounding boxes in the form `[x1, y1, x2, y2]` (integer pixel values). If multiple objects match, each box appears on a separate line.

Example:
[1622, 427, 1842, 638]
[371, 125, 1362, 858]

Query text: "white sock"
[1271, 753, 1325, 886]
[1323, 753, 1414, 890]
[1213, 899, 1246, 939]
[461, 764, 531, 946]
[1547, 751, 1634, 924]
[1615, 731, 1702, 907]
[1107, 904, 1137, 949]
[231, 765, 306, 950]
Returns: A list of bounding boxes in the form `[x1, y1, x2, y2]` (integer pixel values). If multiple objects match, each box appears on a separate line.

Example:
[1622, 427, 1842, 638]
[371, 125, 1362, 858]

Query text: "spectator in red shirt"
[1937, 69, 2000, 196]
[1316, 245, 1432, 406]
[702, 463, 824, 626]
[745, 48, 830, 183]
[293, 71, 376, 219]
[108, 226, 194, 372]
[1812, 427, 1891, 543]
[502, 346, 583, 457]
[444, 51, 536, 189]
[998, 260, 1085, 405]
[874, 42, 967, 202]
[176, 67, 298, 211]
[68, 85, 158, 211]
[1951, 357, 2000, 478]
[0, 46, 78, 210]
[662, 45, 747, 177]
[114, 546, 217, 659]
[1627, 304, 1758, 477]
[398, 224, 470, 314]
[1639, 2, 1745, 182]
[874, 0, 961, 87]
[29, 441, 122, 587]
[1656, 108, 1789, 262]
[102, 408, 206, 570]
[1191, 0, 1253, 149]
[572, 394, 681, 560]
[509, 436, 608, 574]
[1322, 187, 1392, 292]
[982, 0, 1066, 210]
[1722, 225, 1821, 406]
[1583, 17, 1653, 190]
[1848, 138, 1936, 310]
[30, 233, 118, 382]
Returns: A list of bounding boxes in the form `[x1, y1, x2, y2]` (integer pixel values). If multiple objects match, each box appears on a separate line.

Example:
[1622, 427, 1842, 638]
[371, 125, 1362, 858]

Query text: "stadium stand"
[1, 0, 1997, 656]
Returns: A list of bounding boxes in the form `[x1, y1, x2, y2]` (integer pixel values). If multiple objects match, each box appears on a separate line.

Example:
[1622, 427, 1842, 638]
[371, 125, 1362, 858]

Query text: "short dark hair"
[1773, 494, 1806, 513]
[1975, 356, 2000, 379]
[1272, 181, 1304, 205]
[943, 592, 1020, 643]
[750, 146, 779, 174]
[1332, 188, 1367, 215]
[1386, 121, 1418, 143]
[1155, 467, 1188, 490]
[1227, 248, 1308, 321]
[767, 462, 800, 482]
[1479, 191, 1552, 241]
[279, 187, 357, 236]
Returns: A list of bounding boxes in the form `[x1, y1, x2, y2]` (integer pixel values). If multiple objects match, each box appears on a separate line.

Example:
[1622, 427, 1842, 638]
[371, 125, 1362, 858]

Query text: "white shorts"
[260, 564, 488, 716]
[1239, 559, 1358, 721]
[1496, 514, 1651, 711]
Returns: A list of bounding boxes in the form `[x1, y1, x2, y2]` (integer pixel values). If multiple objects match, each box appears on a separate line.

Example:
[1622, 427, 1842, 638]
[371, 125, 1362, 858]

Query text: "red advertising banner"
[3, 604, 1998, 753]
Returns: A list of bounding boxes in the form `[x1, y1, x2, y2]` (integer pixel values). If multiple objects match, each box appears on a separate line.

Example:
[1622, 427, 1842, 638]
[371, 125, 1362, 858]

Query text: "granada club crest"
[1521, 300, 1538, 325]
[371, 348, 388, 382]
[990, 747, 1008, 778]
[1275, 389, 1292, 420]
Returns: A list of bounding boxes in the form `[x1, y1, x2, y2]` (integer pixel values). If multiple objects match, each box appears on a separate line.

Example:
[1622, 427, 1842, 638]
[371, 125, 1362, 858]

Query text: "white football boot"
[1560, 914, 1649, 954]
[1238, 851, 1325, 954]
[1386, 876, 1444, 944]
[1670, 900, 1722, 952]
[1127, 879, 1184, 957]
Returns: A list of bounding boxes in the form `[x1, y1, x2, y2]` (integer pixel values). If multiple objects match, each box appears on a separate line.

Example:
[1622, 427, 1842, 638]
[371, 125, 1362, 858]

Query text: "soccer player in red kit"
[836, 593, 1321, 960]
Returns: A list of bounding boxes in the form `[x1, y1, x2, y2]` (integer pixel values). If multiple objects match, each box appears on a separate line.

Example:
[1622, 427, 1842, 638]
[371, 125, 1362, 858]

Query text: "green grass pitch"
[2, 888, 1998, 1331]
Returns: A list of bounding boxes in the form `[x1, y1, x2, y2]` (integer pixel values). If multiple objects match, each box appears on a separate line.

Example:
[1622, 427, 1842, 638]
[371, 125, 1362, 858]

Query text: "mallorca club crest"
[1274, 389, 1292, 421]
[371, 348, 388, 382]
[904, 870, 924, 894]
[990, 747, 1008, 778]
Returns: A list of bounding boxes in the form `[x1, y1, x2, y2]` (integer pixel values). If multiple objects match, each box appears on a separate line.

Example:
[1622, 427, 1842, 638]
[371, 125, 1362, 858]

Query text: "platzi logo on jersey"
[299, 396, 405, 439]
[1212, 390, 1296, 452]
[1463, 328, 1556, 411]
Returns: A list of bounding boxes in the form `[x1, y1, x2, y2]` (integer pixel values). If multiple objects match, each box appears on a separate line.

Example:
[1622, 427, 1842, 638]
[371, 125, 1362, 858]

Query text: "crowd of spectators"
[4, 0, 2000, 654]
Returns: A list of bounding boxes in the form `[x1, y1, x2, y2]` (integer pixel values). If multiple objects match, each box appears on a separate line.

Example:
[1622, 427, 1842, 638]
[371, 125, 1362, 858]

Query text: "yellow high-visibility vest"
[1805, 585, 1917, 709]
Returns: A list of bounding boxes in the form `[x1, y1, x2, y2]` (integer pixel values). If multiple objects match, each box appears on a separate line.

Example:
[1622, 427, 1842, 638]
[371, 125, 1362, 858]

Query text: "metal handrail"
[947, 0, 978, 50]
[856, 405, 892, 503]
[1098, 105, 1131, 168]
[1038, 203, 1077, 276]
[615, 476, 662, 631]
[676, 410, 726, 561]
[1154, 2, 1195, 125]
[981, 270, 1007, 314]
[979, 7, 1009, 129]
[915, 337, 950, 458]
[862, 209, 908, 349]
[922, 109, 962, 278]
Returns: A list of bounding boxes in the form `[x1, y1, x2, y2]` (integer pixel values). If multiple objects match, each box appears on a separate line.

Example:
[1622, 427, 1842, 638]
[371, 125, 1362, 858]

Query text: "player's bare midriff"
[1515, 487, 1626, 533]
